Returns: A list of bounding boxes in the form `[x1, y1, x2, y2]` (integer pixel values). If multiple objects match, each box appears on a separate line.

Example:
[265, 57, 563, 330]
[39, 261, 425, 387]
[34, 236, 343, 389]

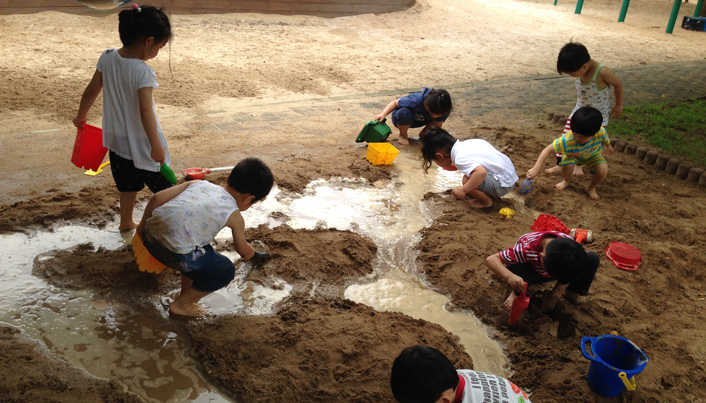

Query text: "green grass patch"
[608, 98, 706, 166]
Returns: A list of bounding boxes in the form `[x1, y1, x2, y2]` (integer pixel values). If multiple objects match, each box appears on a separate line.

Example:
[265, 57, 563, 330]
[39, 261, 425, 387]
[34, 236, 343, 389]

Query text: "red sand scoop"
[182, 166, 234, 180]
[509, 282, 530, 326]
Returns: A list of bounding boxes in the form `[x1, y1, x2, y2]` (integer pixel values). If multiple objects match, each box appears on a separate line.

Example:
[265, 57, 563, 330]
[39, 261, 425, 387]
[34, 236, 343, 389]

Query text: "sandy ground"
[2, 0, 706, 401]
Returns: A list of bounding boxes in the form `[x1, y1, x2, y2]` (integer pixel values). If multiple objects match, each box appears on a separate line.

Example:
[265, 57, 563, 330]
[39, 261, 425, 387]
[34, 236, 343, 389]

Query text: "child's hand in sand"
[526, 167, 540, 179]
[452, 186, 467, 200]
[604, 143, 614, 156]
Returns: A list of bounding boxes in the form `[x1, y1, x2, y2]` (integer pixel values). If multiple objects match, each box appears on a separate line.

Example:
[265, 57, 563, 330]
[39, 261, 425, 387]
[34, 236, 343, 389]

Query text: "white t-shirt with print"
[458, 370, 531, 403]
[450, 140, 518, 188]
[97, 48, 170, 172]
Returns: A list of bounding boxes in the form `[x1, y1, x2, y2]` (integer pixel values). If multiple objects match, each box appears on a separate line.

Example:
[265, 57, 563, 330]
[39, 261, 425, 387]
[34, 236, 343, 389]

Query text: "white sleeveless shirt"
[571, 63, 611, 126]
[147, 181, 239, 253]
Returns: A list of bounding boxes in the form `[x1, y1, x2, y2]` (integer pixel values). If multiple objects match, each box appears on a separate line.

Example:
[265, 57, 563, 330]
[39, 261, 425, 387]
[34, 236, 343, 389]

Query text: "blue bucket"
[581, 335, 649, 397]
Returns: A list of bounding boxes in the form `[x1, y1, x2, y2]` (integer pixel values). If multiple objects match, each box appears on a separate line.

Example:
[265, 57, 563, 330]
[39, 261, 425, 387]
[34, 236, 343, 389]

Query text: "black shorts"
[109, 151, 172, 193]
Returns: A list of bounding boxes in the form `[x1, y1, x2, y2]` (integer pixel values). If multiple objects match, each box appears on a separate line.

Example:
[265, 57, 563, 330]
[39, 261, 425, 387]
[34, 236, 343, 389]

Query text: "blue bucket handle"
[581, 336, 600, 362]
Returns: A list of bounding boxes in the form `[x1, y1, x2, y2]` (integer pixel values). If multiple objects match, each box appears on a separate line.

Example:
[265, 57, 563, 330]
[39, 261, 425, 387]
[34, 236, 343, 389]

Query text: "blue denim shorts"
[143, 235, 235, 293]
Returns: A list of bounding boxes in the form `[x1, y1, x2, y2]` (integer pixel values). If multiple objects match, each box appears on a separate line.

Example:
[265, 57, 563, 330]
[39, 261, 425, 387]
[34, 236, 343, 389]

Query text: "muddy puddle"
[1, 151, 516, 401]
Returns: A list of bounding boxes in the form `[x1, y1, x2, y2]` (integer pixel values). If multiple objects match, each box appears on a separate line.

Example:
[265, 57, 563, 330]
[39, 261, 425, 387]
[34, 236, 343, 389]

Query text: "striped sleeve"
[552, 136, 565, 154]
[498, 246, 519, 265]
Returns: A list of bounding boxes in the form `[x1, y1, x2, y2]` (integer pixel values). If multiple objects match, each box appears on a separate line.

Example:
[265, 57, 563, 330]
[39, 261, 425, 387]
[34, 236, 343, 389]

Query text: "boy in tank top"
[136, 158, 274, 317]
[546, 42, 623, 176]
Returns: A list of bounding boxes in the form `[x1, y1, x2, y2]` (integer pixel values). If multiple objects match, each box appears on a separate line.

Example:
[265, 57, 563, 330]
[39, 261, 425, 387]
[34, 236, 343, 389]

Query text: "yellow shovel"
[84, 161, 110, 176]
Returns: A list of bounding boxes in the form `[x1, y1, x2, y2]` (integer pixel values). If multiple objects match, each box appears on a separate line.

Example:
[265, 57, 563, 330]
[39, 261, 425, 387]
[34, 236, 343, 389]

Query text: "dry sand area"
[2, 0, 706, 402]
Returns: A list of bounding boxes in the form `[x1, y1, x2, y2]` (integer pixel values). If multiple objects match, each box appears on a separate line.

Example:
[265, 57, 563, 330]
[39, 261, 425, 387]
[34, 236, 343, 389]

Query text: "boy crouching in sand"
[527, 106, 614, 200]
[485, 231, 599, 312]
[136, 158, 274, 317]
[390, 345, 532, 403]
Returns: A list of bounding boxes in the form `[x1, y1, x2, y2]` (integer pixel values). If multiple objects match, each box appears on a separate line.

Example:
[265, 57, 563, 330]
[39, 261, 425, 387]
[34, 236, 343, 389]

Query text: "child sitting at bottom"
[527, 106, 614, 200]
[485, 231, 599, 312]
[390, 345, 531, 403]
[375, 88, 452, 145]
[547, 41, 623, 176]
[422, 128, 518, 208]
[136, 158, 274, 318]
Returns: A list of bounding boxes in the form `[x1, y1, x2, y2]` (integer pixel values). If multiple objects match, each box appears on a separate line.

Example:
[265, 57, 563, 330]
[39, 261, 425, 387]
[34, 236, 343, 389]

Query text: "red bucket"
[605, 242, 642, 271]
[71, 124, 108, 171]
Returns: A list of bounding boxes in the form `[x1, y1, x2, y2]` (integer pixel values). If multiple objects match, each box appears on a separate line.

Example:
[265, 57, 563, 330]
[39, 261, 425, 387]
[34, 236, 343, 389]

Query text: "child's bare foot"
[563, 290, 584, 305]
[545, 165, 562, 175]
[503, 292, 518, 309]
[119, 221, 138, 232]
[587, 187, 600, 200]
[169, 301, 207, 318]
[398, 136, 410, 145]
[554, 180, 570, 191]
[573, 165, 584, 176]
[465, 199, 493, 208]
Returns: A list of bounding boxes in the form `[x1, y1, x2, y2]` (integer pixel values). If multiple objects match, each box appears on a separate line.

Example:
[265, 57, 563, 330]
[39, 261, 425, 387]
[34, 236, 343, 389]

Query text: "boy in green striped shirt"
[526, 106, 614, 200]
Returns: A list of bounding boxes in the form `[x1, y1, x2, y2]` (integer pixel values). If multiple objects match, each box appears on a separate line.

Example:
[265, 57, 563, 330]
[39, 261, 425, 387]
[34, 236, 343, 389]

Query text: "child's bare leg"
[587, 163, 608, 200]
[397, 126, 410, 145]
[545, 165, 561, 174]
[546, 155, 562, 174]
[573, 165, 584, 176]
[465, 189, 493, 208]
[563, 289, 583, 305]
[170, 275, 210, 317]
[119, 191, 138, 231]
[504, 291, 519, 309]
[541, 282, 569, 312]
[554, 165, 573, 191]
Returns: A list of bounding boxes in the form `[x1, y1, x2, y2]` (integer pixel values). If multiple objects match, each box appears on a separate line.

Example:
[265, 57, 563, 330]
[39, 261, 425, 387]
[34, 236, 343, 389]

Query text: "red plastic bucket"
[71, 124, 108, 171]
[605, 242, 642, 271]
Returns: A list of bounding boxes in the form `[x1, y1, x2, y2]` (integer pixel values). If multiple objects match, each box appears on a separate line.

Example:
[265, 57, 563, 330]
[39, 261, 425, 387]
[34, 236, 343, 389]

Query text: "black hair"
[423, 89, 453, 116]
[118, 5, 172, 48]
[556, 42, 591, 74]
[227, 158, 274, 202]
[543, 237, 588, 284]
[420, 127, 456, 174]
[570, 106, 603, 137]
[390, 346, 459, 403]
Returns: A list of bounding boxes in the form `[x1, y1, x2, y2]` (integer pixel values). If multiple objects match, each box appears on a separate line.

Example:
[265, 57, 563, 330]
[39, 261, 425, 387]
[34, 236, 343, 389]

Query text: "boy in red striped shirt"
[485, 231, 599, 312]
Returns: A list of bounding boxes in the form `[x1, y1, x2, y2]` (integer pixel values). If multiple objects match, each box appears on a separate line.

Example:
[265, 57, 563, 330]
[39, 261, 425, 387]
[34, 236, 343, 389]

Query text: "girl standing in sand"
[73, 4, 172, 231]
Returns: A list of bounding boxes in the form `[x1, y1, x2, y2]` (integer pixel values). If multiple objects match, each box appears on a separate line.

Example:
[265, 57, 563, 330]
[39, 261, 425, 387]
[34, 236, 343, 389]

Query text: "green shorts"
[559, 153, 606, 173]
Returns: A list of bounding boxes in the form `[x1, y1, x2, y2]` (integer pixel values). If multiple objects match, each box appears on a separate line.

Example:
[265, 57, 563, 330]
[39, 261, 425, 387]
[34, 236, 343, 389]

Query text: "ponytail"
[424, 89, 453, 116]
[118, 5, 171, 47]
[421, 127, 455, 174]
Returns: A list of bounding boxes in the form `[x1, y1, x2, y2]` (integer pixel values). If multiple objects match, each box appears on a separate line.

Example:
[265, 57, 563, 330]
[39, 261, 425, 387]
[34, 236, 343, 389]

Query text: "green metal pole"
[666, 0, 682, 34]
[694, 0, 704, 17]
[554, 0, 558, 5]
[575, 0, 584, 14]
[618, 0, 630, 22]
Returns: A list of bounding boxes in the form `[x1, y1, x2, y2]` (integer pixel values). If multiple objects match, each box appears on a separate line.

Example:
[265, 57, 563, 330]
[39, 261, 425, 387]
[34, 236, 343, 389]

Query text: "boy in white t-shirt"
[390, 346, 532, 403]
[421, 128, 519, 208]
[136, 158, 274, 318]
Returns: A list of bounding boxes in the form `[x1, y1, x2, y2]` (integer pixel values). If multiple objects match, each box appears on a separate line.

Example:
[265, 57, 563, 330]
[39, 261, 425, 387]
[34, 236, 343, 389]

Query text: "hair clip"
[132, 3, 141, 12]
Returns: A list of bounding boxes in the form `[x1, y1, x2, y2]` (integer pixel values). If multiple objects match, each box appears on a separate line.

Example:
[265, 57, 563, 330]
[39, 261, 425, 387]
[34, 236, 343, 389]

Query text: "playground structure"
[0, 0, 415, 17]
[558, 0, 705, 33]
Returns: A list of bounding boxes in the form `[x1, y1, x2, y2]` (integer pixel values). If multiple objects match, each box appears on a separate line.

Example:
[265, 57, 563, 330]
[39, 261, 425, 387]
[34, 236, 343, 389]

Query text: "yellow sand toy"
[131, 233, 167, 274]
[498, 208, 515, 220]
